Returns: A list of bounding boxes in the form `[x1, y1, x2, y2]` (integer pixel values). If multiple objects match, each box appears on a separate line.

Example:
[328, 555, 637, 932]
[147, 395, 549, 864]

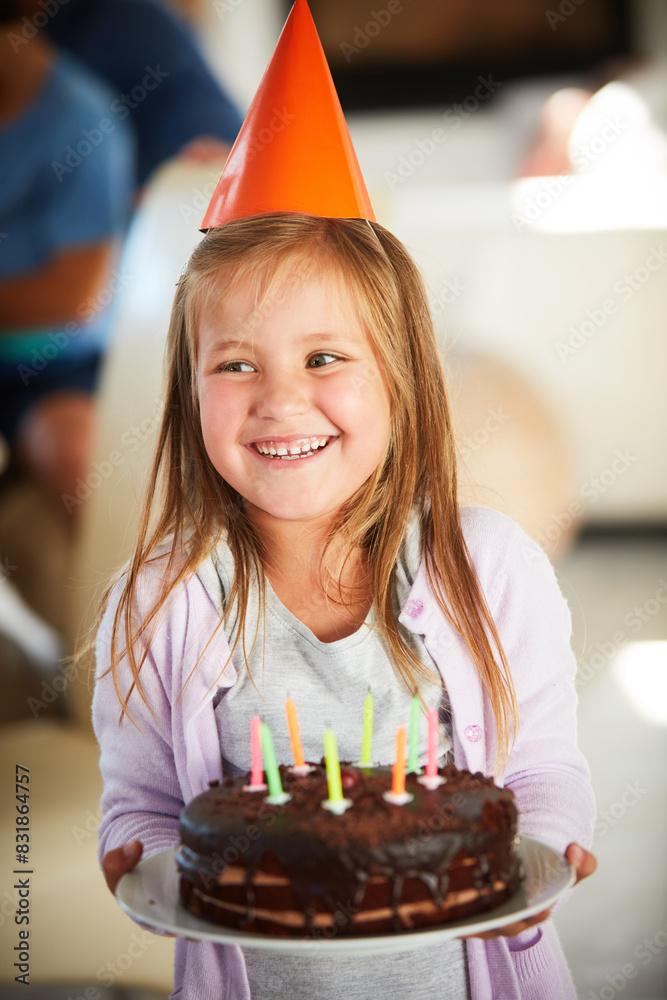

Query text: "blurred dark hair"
[0, 0, 23, 24]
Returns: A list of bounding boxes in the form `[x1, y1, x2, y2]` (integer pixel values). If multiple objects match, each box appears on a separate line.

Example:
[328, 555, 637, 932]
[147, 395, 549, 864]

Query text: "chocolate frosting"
[177, 762, 521, 935]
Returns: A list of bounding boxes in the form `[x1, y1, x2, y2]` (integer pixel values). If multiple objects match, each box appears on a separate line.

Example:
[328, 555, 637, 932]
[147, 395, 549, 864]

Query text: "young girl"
[94, 211, 596, 1000]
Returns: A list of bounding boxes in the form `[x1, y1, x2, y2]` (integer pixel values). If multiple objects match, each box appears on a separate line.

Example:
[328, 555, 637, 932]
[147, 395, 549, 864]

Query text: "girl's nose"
[254, 371, 310, 421]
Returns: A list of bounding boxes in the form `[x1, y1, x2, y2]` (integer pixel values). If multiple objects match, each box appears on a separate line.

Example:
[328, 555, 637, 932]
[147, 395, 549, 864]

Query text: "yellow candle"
[391, 725, 407, 796]
[323, 727, 344, 804]
[360, 688, 373, 764]
[285, 697, 305, 767]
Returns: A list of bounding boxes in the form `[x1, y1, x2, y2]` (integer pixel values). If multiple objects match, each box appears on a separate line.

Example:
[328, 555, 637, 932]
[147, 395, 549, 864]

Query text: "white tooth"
[277, 447, 288, 456]
[290, 446, 301, 455]
[269, 446, 277, 455]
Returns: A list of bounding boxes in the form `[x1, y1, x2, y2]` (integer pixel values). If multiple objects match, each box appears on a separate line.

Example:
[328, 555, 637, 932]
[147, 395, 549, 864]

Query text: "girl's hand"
[565, 841, 597, 885]
[462, 841, 597, 941]
[102, 839, 143, 895]
[103, 838, 195, 941]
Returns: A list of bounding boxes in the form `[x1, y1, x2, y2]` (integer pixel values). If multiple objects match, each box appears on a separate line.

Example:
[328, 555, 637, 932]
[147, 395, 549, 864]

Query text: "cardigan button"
[465, 724, 482, 743]
[405, 599, 424, 618]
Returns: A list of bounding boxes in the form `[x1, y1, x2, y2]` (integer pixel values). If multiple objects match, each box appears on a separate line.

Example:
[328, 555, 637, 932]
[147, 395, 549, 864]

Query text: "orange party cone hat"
[200, 0, 375, 230]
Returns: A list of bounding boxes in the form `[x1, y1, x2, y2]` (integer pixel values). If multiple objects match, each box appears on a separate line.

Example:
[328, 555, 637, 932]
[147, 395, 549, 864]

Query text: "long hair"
[102, 213, 517, 771]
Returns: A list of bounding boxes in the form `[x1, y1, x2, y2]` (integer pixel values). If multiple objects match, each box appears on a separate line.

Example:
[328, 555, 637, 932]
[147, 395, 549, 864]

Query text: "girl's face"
[197, 270, 392, 535]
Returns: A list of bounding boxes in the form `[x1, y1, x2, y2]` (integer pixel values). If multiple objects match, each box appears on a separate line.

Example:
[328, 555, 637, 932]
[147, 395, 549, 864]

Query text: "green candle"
[360, 688, 374, 764]
[323, 726, 344, 803]
[407, 694, 421, 773]
[260, 722, 283, 798]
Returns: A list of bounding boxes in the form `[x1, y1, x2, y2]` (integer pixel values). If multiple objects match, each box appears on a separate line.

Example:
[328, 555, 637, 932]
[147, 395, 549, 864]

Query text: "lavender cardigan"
[93, 506, 595, 999]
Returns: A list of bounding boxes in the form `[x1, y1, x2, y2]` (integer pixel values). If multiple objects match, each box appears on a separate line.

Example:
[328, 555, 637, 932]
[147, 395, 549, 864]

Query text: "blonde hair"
[102, 213, 517, 771]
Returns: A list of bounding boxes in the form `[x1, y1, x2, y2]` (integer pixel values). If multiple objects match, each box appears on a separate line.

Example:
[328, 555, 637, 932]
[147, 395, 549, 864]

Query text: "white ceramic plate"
[116, 836, 575, 955]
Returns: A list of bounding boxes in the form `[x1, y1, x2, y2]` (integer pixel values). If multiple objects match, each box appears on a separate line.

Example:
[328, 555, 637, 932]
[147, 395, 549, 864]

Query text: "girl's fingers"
[464, 842, 597, 941]
[102, 839, 143, 895]
[565, 842, 598, 884]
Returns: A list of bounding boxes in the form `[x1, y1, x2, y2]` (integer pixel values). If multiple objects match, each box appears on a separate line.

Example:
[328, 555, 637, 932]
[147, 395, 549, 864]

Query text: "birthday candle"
[360, 688, 374, 765]
[250, 713, 264, 786]
[426, 707, 438, 777]
[323, 727, 344, 804]
[407, 694, 420, 772]
[260, 722, 284, 799]
[392, 725, 407, 796]
[285, 696, 305, 767]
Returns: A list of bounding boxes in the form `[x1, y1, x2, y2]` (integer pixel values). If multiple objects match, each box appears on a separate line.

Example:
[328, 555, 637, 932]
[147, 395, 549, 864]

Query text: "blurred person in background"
[0, 0, 242, 640]
[518, 73, 667, 179]
[0, 0, 135, 514]
[36, 0, 244, 185]
[0, 0, 135, 636]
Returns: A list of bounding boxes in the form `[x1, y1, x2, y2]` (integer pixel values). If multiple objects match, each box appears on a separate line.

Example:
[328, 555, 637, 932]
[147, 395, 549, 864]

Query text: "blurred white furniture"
[385, 175, 667, 525]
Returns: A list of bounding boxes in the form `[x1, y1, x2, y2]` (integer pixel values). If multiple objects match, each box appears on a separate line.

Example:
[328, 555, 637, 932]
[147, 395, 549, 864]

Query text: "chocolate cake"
[176, 762, 521, 938]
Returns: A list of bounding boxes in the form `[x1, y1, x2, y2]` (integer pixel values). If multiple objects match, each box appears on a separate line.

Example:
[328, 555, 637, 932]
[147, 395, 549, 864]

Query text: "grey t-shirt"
[210, 514, 470, 999]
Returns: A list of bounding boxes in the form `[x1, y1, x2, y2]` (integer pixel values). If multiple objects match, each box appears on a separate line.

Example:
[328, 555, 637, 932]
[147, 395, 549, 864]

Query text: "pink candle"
[250, 713, 264, 786]
[426, 708, 438, 777]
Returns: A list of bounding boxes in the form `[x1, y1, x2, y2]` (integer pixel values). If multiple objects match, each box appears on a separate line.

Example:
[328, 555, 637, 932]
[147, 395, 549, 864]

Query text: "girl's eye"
[219, 360, 254, 372]
[308, 352, 340, 369]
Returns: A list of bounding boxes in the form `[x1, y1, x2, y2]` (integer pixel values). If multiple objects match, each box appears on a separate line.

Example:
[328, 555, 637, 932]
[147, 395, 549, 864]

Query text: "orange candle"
[285, 696, 305, 768]
[391, 725, 407, 796]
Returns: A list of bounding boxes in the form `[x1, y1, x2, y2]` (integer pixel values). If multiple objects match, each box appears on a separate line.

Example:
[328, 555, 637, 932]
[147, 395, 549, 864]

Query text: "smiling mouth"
[251, 436, 335, 460]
